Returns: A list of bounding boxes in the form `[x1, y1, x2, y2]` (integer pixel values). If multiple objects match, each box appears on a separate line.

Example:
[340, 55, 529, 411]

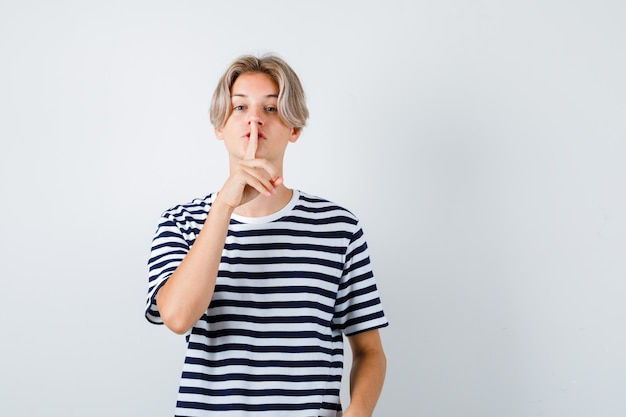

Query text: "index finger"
[245, 123, 258, 160]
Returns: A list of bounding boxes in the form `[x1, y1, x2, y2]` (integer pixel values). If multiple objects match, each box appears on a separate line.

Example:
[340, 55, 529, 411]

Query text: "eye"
[233, 105, 245, 111]
[265, 106, 277, 112]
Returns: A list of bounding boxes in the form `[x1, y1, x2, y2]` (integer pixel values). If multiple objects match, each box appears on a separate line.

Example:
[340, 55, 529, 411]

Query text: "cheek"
[221, 118, 241, 134]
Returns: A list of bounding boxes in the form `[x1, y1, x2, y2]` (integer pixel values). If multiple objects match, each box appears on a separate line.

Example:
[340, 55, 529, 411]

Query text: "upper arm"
[146, 216, 189, 324]
[348, 328, 385, 358]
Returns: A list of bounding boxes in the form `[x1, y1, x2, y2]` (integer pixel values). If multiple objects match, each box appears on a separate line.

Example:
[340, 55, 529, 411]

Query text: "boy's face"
[215, 72, 300, 163]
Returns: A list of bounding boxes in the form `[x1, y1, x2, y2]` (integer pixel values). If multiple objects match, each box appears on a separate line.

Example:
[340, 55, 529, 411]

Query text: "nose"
[247, 107, 264, 126]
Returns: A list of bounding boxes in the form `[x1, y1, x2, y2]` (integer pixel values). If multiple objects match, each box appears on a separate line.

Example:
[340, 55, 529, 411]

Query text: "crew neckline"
[229, 189, 300, 224]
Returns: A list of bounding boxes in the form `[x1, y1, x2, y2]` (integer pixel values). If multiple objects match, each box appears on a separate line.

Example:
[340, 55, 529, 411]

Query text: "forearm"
[156, 200, 233, 334]
[345, 331, 387, 417]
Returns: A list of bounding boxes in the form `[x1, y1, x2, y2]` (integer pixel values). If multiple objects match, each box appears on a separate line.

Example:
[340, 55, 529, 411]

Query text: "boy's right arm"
[155, 199, 233, 334]
[155, 125, 280, 334]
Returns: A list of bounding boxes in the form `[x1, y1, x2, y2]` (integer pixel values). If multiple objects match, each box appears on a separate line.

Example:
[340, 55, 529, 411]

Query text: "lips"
[245, 131, 265, 140]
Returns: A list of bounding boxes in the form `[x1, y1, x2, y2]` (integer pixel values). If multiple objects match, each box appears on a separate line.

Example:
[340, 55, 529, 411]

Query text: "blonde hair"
[210, 54, 309, 129]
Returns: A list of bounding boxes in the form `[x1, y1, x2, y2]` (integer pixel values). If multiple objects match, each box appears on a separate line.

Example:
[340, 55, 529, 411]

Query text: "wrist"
[212, 193, 237, 214]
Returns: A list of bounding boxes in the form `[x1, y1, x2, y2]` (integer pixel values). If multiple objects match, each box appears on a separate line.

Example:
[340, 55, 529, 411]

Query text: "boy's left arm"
[343, 329, 387, 417]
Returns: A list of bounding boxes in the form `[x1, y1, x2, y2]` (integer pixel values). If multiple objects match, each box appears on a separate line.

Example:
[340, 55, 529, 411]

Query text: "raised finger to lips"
[245, 123, 258, 160]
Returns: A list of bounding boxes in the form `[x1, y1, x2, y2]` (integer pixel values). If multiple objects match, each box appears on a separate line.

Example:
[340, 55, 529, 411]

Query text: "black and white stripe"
[146, 190, 388, 417]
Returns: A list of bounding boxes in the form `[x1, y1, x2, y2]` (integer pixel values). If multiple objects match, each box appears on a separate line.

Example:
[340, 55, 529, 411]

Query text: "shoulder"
[160, 193, 216, 224]
[294, 190, 360, 227]
[296, 190, 355, 213]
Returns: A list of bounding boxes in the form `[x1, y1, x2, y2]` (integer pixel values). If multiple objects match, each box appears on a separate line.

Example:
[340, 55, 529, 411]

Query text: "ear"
[289, 127, 302, 143]
[215, 127, 224, 140]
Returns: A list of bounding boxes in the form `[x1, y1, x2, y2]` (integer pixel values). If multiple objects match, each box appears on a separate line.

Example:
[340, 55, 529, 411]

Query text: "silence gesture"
[216, 122, 282, 210]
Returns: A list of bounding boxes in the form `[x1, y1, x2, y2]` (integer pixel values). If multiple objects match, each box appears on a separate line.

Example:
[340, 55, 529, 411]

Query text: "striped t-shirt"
[146, 190, 388, 417]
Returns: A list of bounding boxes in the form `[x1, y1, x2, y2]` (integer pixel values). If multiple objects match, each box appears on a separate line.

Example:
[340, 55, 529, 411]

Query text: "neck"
[233, 185, 293, 218]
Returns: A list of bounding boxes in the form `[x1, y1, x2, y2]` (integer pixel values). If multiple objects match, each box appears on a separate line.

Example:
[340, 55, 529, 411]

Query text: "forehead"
[231, 72, 278, 97]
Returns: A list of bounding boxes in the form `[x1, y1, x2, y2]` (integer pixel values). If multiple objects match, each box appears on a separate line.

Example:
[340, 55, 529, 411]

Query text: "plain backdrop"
[1, 1, 625, 416]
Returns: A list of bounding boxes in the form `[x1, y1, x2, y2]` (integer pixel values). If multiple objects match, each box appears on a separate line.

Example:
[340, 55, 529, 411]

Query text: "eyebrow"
[231, 94, 279, 98]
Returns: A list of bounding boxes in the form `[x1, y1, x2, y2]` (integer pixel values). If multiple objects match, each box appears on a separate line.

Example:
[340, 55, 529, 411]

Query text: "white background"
[1, 1, 625, 416]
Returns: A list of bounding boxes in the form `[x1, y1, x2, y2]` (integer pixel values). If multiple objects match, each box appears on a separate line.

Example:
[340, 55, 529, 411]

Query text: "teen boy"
[146, 54, 388, 417]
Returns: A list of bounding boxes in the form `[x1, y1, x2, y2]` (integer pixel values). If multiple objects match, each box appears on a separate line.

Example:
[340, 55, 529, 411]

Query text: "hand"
[215, 123, 283, 209]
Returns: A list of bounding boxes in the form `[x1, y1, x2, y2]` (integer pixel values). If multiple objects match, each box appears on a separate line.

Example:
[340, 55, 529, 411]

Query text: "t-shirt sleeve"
[333, 224, 389, 336]
[145, 214, 190, 324]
